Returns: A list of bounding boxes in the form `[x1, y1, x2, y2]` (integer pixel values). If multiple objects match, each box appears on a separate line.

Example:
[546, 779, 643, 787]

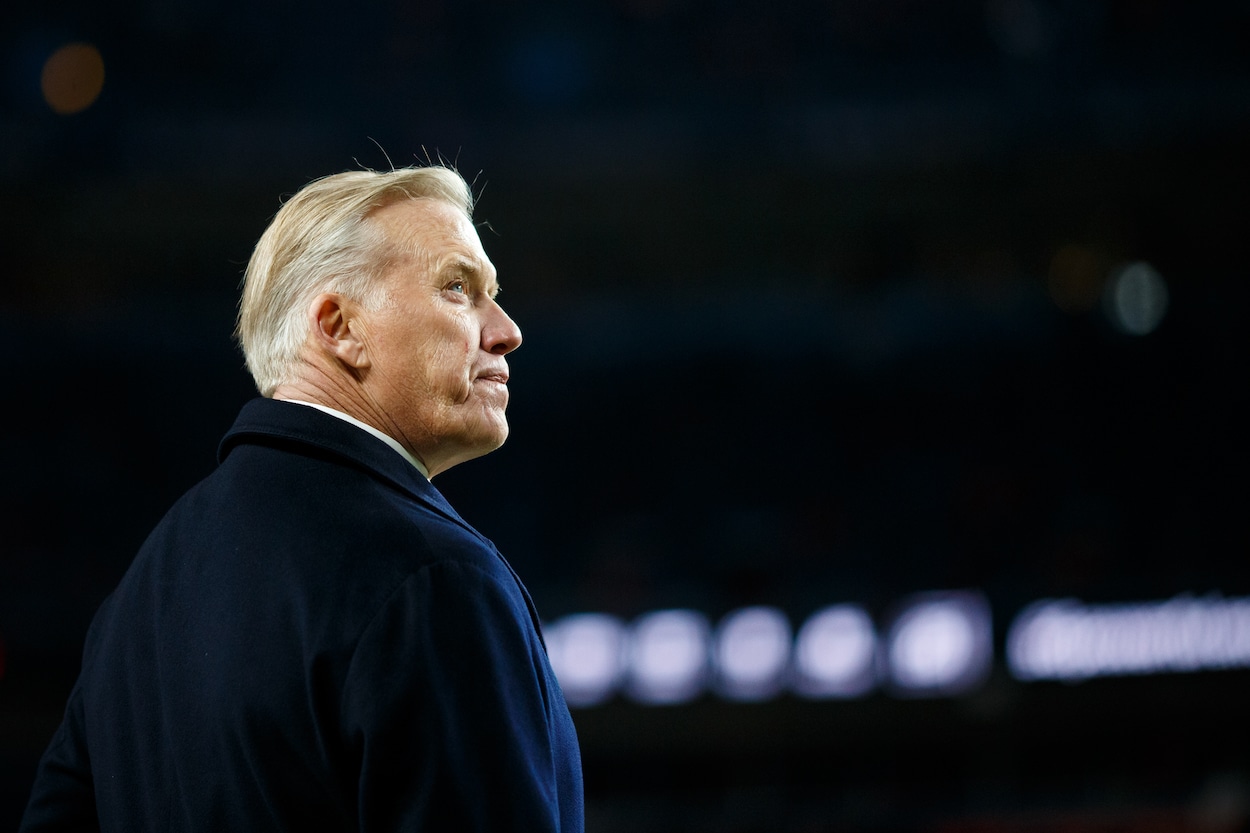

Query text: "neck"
[273, 368, 448, 477]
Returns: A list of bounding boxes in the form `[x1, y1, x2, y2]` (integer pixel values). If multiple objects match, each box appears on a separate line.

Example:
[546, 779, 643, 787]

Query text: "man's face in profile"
[358, 198, 523, 477]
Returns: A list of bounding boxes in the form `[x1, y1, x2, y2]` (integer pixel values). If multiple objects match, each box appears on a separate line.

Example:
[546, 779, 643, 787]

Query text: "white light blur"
[543, 613, 627, 707]
[884, 591, 994, 697]
[1007, 594, 1250, 681]
[792, 604, 878, 699]
[625, 609, 711, 705]
[711, 606, 792, 701]
[1105, 260, 1169, 335]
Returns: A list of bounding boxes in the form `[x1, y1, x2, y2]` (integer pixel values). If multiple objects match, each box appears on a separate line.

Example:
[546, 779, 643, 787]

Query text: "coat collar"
[218, 397, 476, 536]
[219, 397, 549, 651]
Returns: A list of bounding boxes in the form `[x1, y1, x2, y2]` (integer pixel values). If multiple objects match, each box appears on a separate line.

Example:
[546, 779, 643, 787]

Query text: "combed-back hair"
[235, 164, 474, 397]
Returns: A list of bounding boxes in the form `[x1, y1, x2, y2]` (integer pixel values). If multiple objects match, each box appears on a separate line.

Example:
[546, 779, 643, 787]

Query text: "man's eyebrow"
[438, 256, 500, 295]
[438, 255, 479, 274]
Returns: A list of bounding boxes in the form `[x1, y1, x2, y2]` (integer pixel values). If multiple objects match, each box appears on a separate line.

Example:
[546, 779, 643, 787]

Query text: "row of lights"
[543, 590, 994, 707]
[543, 591, 1250, 707]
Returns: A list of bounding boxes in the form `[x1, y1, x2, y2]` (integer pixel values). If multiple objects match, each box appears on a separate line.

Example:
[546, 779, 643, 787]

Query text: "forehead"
[372, 197, 494, 279]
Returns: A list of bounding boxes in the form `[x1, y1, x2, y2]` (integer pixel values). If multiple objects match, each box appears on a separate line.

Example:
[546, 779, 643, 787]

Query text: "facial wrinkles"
[428, 256, 502, 404]
[357, 198, 510, 473]
[407, 339, 496, 461]
[382, 289, 481, 430]
[363, 330, 448, 461]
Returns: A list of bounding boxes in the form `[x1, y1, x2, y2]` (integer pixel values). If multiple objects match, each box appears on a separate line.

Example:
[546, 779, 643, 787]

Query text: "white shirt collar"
[280, 399, 431, 480]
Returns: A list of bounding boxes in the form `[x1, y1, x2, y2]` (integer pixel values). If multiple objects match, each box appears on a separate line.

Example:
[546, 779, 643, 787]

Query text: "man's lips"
[474, 369, 509, 384]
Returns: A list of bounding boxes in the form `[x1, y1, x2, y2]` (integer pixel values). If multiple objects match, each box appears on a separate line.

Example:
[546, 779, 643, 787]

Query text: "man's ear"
[309, 293, 370, 370]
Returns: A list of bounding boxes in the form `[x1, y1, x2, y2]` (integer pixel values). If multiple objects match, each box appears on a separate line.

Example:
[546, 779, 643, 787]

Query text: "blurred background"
[2, 0, 1248, 830]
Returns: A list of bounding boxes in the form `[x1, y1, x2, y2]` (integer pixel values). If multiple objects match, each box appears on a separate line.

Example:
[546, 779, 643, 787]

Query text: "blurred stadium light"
[546, 589, 1250, 706]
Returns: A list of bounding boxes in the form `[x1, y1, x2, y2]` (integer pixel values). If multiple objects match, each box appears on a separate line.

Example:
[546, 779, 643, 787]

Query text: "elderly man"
[20, 165, 584, 832]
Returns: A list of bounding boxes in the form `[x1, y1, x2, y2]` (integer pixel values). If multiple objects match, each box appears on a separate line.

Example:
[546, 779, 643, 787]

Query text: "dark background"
[2, 1, 1248, 831]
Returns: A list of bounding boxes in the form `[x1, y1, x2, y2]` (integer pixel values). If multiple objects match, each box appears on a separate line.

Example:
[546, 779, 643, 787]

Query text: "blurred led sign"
[1007, 594, 1250, 681]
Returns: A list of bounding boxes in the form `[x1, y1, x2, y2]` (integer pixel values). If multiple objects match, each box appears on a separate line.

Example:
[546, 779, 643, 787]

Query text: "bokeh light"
[1105, 260, 1169, 335]
[41, 43, 105, 115]
[711, 605, 792, 701]
[792, 604, 878, 699]
[883, 591, 994, 697]
[544, 613, 628, 707]
[624, 609, 711, 705]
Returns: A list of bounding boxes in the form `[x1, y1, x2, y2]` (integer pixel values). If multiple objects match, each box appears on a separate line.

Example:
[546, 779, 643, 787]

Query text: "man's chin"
[458, 419, 509, 459]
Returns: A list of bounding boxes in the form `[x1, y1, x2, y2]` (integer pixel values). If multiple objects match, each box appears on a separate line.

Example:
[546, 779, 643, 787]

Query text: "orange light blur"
[41, 43, 105, 115]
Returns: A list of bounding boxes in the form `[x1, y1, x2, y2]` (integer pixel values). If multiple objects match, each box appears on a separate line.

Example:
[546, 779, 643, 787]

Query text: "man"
[20, 164, 584, 832]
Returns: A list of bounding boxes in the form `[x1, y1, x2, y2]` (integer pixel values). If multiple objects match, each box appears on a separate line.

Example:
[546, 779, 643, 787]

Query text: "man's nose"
[483, 300, 522, 355]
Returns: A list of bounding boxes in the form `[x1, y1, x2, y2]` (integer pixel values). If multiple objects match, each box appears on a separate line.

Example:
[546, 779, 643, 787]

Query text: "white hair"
[235, 164, 474, 396]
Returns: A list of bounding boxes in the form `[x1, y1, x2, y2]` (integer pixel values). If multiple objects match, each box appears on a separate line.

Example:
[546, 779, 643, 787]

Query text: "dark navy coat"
[20, 397, 584, 832]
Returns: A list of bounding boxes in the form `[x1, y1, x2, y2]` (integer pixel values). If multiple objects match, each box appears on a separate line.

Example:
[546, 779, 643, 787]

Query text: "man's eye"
[449, 281, 466, 294]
